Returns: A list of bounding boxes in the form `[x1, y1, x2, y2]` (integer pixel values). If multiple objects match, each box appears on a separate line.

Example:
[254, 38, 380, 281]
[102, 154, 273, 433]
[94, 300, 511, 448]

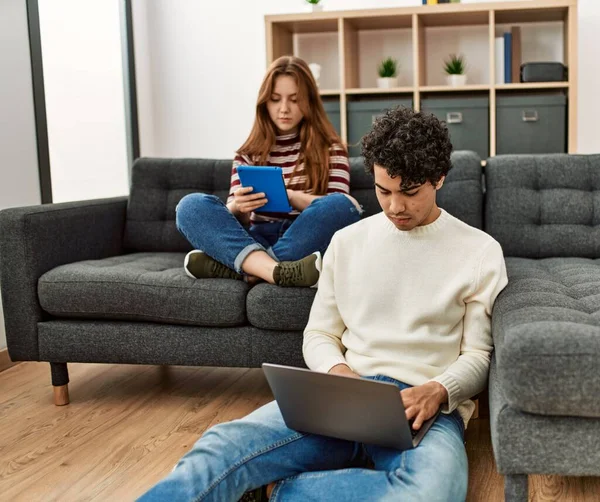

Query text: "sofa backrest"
[485, 154, 600, 258]
[124, 158, 232, 252]
[124, 151, 483, 252]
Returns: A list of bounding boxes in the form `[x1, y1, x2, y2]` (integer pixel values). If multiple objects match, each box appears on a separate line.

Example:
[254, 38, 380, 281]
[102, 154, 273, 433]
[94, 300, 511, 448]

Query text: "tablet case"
[236, 166, 293, 213]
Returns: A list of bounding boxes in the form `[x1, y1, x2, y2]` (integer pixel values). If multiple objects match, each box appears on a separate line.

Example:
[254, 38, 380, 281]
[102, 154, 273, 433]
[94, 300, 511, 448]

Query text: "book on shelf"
[495, 37, 505, 85]
[495, 28, 522, 85]
[503, 32, 512, 83]
[511, 26, 522, 83]
[426, 0, 437, 5]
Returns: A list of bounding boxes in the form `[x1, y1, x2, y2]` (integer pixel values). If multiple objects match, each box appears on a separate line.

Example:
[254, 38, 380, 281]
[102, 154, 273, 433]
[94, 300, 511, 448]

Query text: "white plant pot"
[446, 74, 467, 87]
[311, 4, 323, 12]
[377, 77, 399, 89]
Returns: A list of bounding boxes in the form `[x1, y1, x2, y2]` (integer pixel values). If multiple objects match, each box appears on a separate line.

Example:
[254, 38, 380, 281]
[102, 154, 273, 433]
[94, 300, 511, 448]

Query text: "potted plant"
[444, 54, 467, 86]
[377, 57, 399, 89]
[305, 0, 323, 12]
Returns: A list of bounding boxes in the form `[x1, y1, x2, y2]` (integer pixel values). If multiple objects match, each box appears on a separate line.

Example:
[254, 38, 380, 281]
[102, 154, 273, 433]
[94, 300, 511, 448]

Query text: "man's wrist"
[328, 363, 355, 377]
[429, 381, 448, 404]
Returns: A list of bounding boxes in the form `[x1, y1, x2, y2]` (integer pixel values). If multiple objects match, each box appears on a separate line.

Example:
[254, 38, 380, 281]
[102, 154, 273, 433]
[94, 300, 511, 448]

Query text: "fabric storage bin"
[421, 96, 489, 159]
[322, 98, 341, 137]
[347, 97, 412, 157]
[496, 94, 567, 154]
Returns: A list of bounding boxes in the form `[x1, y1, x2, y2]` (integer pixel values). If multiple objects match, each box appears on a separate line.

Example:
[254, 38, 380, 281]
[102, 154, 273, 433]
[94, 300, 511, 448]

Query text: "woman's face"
[266, 75, 304, 135]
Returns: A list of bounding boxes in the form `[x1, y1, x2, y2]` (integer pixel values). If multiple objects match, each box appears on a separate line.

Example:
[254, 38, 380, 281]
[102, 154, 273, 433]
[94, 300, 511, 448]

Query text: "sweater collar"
[382, 208, 450, 237]
[276, 131, 300, 142]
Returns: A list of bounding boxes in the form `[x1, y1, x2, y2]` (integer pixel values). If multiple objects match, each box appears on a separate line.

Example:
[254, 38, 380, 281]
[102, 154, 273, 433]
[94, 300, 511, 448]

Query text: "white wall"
[133, 0, 600, 158]
[38, 0, 129, 203]
[0, 0, 43, 350]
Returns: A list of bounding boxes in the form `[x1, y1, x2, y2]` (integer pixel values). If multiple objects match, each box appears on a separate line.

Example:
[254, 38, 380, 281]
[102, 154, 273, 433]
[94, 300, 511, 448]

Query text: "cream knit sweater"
[303, 209, 508, 426]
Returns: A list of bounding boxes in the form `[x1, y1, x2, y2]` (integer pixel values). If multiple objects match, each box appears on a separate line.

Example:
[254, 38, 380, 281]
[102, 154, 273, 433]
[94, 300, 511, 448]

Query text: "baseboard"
[0, 348, 19, 372]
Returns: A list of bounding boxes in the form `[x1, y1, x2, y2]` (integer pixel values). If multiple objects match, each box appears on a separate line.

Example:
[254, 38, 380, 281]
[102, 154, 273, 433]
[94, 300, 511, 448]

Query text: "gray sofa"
[484, 155, 600, 501]
[1, 152, 599, 501]
[0, 151, 482, 387]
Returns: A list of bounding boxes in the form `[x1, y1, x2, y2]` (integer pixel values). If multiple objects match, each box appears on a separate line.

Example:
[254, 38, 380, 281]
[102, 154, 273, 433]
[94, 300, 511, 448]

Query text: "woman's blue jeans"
[138, 376, 468, 502]
[175, 193, 362, 273]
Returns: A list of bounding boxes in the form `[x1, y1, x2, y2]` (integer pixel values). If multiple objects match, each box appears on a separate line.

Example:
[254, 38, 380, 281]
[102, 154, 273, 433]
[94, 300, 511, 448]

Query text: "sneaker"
[273, 251, 322, 288]
[184, 250, 243, 280]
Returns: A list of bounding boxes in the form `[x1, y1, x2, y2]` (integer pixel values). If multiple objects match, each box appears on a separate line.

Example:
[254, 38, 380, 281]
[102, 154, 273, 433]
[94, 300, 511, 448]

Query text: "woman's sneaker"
[273, 251, 322, 288]
[184, 250, 243, 280]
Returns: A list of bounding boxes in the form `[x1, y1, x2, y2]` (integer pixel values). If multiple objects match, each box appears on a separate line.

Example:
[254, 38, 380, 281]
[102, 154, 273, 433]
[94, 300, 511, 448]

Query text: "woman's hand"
[232, 186, 267, 214]
[400, 381, 448, 430]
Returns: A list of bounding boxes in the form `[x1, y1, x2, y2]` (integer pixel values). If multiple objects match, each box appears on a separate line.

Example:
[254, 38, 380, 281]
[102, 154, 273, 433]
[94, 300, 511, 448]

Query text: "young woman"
[176, 56, 362, 287]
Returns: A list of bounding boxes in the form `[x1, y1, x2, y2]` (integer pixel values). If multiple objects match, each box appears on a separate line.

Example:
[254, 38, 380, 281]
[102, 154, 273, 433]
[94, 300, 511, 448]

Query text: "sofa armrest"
[0, 196, 128, 361]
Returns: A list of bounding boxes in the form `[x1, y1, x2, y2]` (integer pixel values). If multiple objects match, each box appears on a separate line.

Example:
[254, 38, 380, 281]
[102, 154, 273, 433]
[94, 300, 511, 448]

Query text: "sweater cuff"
[430, 374, 462, 413]
[314, 356, 350, 375]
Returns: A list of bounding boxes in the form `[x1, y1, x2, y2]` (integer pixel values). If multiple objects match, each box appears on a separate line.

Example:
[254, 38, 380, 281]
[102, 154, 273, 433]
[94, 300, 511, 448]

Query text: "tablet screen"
[236, 166, 293, 213]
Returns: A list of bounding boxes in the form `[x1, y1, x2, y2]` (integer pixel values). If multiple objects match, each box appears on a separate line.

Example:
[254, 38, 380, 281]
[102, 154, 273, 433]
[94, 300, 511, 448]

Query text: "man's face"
[374, 164, 444, 231]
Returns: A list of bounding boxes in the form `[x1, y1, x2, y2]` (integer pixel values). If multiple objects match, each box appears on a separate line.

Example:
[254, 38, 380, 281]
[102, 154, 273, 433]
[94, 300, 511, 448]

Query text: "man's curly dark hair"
[361, 106, 453, 188]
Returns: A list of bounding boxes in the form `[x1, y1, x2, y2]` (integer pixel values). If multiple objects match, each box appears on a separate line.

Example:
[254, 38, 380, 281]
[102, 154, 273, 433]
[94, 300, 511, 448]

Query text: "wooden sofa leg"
[505, 474, 528, 502]
[53, 385, 70, 406]
[50, 362, 70, 406]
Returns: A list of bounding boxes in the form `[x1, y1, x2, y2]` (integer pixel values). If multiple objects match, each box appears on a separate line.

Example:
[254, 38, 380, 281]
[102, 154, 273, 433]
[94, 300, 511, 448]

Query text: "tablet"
[236, 165, 293, 213]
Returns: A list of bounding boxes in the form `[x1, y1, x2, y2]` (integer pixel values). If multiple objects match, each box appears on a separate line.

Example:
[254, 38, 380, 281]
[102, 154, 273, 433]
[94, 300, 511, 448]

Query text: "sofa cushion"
[38, 252, 248, 327]
[437, 151, 483, 229]
[246, 283, 317, 330]
[489, 356, 600, 476]
[485, 154, 600, 257]
[492, 257, 600, 417]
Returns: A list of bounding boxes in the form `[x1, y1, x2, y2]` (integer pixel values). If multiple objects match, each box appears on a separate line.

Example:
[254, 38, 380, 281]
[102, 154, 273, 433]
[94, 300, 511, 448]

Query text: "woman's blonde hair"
[237, 56, 345, 195]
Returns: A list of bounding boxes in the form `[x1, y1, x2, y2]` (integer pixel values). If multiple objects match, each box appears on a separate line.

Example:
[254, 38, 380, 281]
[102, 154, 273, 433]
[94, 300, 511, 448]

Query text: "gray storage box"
[421, 96, 489, 159]
[322, 99, 341, 137]
[347, 97, 412, 156]
[496, 94, 566, 154]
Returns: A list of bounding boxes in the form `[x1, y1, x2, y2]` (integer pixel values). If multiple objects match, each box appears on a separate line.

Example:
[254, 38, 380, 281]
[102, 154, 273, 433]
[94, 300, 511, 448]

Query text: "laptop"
[262, 363, 440, 451]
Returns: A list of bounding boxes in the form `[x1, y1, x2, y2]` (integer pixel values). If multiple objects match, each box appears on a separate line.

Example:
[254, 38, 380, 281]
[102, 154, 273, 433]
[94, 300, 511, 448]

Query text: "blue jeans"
[175, 193, 362, 273]
[138, 377, 468, 502]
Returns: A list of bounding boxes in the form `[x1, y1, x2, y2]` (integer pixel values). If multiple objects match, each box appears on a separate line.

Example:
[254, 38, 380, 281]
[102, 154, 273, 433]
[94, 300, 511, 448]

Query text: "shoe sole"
[184, 250, 203, 279]
[310, 251, 323, 289]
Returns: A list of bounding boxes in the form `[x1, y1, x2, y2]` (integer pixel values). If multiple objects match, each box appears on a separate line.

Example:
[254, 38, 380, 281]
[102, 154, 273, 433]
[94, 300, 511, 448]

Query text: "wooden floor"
[1, 362, 599, 501]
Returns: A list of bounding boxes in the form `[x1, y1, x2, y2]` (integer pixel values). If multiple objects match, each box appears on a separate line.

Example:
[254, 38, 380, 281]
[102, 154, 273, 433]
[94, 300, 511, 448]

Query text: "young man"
[138, 107, 508, 502]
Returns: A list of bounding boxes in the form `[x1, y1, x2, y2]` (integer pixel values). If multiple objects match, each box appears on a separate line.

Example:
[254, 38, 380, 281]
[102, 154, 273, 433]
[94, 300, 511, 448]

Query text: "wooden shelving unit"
[265, 0, 578, 156]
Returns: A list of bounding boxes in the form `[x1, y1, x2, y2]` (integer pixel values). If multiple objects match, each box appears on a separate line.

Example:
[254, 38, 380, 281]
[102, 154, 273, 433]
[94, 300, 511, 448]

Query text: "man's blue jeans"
[175, 193, 362, 273]
[138, 377, 468, 502]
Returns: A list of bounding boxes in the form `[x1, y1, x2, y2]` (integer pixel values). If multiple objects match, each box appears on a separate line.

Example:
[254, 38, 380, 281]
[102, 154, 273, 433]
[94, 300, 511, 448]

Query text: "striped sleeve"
[228, 154, 252, 204]
[326, 144, 350, 194]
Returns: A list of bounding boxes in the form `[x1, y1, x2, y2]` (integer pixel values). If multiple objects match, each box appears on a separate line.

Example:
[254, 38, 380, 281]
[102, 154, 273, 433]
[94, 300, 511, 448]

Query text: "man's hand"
[328, 363, 360, 379]
[401, 381, 448, 430]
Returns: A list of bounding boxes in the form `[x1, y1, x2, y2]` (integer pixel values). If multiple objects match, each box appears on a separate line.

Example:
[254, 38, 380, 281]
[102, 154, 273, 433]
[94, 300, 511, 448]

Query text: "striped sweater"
[228, 132, 351, 223]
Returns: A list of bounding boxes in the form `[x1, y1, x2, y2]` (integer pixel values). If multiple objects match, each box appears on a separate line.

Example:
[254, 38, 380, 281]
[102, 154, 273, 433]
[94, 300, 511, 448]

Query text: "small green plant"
[444, 54, 466, 75]
[305, 0, 321, 4]
[378, 57, 398, 78]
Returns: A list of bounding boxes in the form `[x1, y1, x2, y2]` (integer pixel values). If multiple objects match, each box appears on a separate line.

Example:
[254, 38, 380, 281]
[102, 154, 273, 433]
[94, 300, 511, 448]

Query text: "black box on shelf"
[520, 62, 567, 83]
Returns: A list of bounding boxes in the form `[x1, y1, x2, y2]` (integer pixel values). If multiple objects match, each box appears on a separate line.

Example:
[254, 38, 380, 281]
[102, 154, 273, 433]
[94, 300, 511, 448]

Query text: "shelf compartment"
[342, 18, 413, 91]
[295, 31, 340, 90]
[423, 24, 490, 86]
